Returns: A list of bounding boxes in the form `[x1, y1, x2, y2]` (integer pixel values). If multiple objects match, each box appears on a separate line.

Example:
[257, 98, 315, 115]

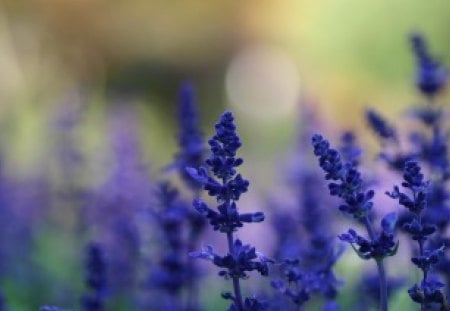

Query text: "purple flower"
[81, 242, 107, 311]
[411, 33, 448, 97]
[312, 134, 374, 219]
[173, 82, 205, 191]
[187, 112, 263, 233]
[388, 161, 446, 309]
[365, 109, 397, 141]
[188, 111, 268, 310]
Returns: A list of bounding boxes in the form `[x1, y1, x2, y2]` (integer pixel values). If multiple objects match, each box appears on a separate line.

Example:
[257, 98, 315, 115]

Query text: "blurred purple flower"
[88, 107, 151, 299]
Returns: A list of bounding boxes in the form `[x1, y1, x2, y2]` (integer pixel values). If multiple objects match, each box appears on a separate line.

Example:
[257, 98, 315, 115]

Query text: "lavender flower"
[365, 110, 397, 142]
[174, 82, 205, 192]
[81, 242, 107, 311]
[387, 161, 446, 310]
[339, 131, 362, 167]
[269, 124, 342, 310]
[268, 110, 343, 310]
[282, 172, 342, 308]
[312, 134, 376, 219]
[88, 108, 151, 301]
[175, 83, 206, 311]
[312, 134, 397, 311]
[270, 260, 309, 309]
[188, 111, 269, 310]
[368, 33, 450, 304]
[148, 182, 189, 310]
[187, 112, 263, 233]
[408, 35, 450, 302]
[411, 33, 447, 97]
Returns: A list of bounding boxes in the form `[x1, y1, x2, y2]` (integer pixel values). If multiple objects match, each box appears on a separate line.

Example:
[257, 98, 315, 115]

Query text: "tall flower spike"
[170, 83, 207, 311]
[148, 182, 189, 310]
[188, 111, 269, 311]
[273, 171, 342, 309]
[81, 242, 107, 311]
[175, 82, 204, 191]
[187, 112, 263, 233]
[387, 161, 447, 310]
[312, 134, 397, 311]
[411, 33, 448, 97]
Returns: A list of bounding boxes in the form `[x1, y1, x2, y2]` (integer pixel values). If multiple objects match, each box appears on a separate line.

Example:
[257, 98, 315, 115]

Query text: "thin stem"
[363, 216, 388, 311]
[376, 260, 388, 311]
[227, 231, 244, 311]
[413, 189, 427, 311]
[185, 189, 202, 311]
[417, 214, 428, 311]
[186, 232, 200, 311]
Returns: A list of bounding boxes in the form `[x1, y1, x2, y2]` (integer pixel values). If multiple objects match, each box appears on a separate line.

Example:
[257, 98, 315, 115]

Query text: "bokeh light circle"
[225, 46, 301, 121]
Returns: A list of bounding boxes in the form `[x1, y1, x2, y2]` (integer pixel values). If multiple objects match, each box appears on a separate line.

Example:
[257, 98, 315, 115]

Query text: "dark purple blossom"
[187, 112, 263, 233]
[388, 161, 446, 309]
[173, 82, 205, 191]
[411, 33, 448, 97]
[312, 133, 396, 311]
[365, 109, 397, 141]
[312, 134, 374, 219]
[191, 240, 272, 280]
[188, 111, 269, 311]
[338, 219, 398, 261]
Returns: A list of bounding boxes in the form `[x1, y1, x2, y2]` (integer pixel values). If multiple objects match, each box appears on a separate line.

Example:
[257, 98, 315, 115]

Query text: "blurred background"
[0, 0, 449, 310]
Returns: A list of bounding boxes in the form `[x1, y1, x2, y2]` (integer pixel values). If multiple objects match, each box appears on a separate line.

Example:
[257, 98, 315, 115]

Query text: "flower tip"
[381, 212, 398, 233]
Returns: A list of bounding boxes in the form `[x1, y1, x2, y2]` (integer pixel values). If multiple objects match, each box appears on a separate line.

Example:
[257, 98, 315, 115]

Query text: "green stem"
[363, 216, 388, 311]
[227, 231, 244, 311]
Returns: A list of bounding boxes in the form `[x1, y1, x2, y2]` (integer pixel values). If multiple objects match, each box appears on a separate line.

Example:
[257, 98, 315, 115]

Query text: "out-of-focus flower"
[81, 242, 107, 311]
[365, 109, 397, 141]
[411, 33, 448, 97]
[173, 82, 204, 192]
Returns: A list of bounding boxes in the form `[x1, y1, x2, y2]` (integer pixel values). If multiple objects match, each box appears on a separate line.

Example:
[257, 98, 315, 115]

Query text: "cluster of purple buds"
[312, 134, 376, 219]
[387, 161, 446, 309]
[187, 112, 264, 233]
[188, 111, 270, 311]
[338, 212, 398, 261]
[192, 240, 270, 280]
[312, 134, 397, 311]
